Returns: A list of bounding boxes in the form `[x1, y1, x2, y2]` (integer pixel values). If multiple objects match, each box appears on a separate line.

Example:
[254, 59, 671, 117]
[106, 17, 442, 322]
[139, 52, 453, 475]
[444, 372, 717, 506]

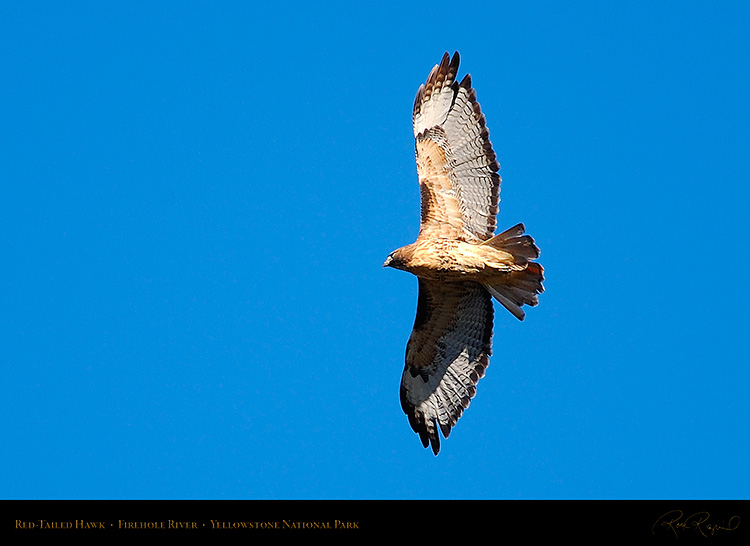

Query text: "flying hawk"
[384, 52, 544, 455]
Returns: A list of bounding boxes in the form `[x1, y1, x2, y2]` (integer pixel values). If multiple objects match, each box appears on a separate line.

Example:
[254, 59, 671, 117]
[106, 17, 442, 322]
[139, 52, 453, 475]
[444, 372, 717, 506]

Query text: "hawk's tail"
[481, 223, 545, 321]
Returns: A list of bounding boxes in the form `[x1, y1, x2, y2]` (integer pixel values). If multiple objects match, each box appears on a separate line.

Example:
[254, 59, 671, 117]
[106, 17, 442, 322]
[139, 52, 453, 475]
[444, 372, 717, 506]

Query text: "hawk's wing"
[413, 52, 500, 242]
[401, 279, 493, 455]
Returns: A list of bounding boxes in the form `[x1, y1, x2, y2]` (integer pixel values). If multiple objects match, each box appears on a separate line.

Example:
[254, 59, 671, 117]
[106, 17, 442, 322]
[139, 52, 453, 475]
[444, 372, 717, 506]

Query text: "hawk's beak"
[383, 255, 393, 268]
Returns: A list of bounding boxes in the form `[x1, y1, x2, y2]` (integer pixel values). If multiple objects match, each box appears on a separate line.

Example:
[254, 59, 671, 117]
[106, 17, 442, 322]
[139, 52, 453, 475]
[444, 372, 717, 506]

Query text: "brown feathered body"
[388, 237, 524, 281]
[384, 52, 544, 455]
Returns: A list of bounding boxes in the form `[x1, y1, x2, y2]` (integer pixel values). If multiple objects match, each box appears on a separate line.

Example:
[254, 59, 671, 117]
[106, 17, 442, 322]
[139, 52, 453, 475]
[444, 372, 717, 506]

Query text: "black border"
[3, 500, 748, 541]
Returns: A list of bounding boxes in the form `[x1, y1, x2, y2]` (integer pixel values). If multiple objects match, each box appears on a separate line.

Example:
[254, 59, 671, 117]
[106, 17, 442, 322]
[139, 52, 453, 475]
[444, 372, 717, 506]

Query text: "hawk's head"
[383, 248, 409, 271]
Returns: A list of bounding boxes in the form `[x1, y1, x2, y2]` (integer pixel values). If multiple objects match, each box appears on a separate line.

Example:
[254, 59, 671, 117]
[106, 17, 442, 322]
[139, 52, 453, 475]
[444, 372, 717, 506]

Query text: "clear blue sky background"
[2, 1, 748, 500]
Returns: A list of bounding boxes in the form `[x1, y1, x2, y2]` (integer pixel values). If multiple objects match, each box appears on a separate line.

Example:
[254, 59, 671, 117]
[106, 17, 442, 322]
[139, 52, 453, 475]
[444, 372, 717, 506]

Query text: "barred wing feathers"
[413, 52, 500, 242]
[401, 279, 493, 455]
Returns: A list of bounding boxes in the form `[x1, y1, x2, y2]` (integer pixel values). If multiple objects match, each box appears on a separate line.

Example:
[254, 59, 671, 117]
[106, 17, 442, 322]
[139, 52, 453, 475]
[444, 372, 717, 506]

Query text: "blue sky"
[2, 1, 748, 500]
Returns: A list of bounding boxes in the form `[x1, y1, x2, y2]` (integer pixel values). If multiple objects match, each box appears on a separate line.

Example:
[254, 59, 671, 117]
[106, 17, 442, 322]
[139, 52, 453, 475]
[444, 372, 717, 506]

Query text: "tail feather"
[484, 223, 526, 243]
[482, 223, 540, 261]
[485, 285, 528, 320]
[482, 225, 544, 321]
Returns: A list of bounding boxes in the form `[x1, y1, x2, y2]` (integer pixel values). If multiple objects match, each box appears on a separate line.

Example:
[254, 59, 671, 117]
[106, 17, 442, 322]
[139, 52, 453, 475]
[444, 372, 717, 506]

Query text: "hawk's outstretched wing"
[413, 51, 500, 243]
[400, 279, 493, 455]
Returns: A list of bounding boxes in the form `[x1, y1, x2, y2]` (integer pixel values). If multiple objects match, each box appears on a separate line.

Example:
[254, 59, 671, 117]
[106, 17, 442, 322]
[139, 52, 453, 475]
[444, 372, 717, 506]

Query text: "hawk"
[384, 52, 544, 455]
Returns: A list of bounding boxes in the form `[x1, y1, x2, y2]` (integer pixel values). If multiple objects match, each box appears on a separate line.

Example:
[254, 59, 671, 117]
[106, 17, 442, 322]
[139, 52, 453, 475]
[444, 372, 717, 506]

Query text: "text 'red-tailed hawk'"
[384, 52, 544, 455]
